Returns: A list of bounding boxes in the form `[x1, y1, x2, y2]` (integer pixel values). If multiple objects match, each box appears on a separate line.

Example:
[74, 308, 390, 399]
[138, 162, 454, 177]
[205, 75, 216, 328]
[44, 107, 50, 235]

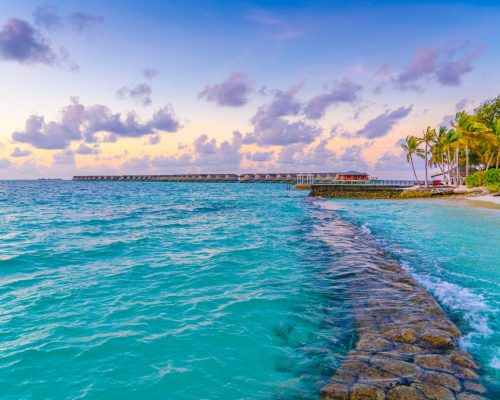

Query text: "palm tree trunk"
[447, 148, 453, 184]
[439, 162, 445, 183]
[465, 145, 470, 177]
[410, 155, 420, 187]
[496, 148, 500, 169]
[486, 151, 495, 170]
[424, 142, 429, 188]
[455, 148, 461, 187]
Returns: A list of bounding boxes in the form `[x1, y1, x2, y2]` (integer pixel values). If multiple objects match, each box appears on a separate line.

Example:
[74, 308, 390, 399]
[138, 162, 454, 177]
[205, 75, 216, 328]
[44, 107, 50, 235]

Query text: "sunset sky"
[1, 0, 499, 179]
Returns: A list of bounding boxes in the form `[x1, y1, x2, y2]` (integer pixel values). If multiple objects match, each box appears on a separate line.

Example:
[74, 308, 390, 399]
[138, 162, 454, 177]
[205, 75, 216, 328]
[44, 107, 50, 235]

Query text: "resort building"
[334, 171, 369, 181]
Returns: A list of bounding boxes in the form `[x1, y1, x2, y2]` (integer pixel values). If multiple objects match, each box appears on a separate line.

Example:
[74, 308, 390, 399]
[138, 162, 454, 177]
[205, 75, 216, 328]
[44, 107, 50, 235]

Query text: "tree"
[442, 129, 458, 184]
[421, 126, 437, 188]
[452, 112, 486, 178]
[401, 136, 423, 187]
[429, 126, 447, 181]
[474, 95, 500, 130]
[491, 119, 500, 169]
[474, 96, 500, 169]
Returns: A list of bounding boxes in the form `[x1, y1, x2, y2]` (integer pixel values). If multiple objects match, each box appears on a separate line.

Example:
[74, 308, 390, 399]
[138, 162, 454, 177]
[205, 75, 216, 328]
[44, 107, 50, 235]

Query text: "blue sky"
[0, 0, 499, 178]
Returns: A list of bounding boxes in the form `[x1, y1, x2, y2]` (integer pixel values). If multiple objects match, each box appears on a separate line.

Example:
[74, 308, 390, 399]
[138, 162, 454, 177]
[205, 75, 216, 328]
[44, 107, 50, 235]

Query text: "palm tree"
[442, 129, 458, 184]
[492, 119, 500, 169]
[421, 126, 437, 188]
[401, 136, 423, 187]
[430, 126, 447, 181]
[452, 112, 486, 178]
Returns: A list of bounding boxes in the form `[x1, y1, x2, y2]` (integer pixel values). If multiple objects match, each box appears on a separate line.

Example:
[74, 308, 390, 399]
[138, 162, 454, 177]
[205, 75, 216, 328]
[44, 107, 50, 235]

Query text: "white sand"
[467, 194, 500, 205]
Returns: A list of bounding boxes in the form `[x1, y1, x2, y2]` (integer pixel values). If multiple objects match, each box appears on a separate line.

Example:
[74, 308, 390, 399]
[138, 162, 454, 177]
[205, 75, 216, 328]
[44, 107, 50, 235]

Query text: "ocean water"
[0, 181, 498, 399]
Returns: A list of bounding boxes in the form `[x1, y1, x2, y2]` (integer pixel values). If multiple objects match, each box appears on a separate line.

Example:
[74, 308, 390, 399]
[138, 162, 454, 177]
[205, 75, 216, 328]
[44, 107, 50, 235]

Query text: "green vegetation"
[401, 95, 500, 188]
[466, 169, 500, 192]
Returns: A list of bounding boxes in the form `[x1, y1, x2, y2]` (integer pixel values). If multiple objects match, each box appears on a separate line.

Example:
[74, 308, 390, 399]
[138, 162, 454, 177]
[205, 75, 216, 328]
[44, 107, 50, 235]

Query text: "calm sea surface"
[0, 181, 498, 399]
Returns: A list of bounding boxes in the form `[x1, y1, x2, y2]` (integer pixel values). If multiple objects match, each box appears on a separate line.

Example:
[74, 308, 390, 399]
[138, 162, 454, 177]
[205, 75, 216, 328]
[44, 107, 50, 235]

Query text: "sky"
[0, 0, 499, 179]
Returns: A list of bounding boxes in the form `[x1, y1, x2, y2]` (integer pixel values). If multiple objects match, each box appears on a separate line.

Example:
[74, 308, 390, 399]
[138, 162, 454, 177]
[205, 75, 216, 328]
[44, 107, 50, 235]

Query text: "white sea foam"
[400, 261, 495, 365]
[360, 223, 371, 235]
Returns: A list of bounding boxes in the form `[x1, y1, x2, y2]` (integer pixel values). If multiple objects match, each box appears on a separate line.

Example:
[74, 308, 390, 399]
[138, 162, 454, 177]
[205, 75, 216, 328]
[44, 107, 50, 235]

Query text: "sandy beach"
[434, 194, 500, 210]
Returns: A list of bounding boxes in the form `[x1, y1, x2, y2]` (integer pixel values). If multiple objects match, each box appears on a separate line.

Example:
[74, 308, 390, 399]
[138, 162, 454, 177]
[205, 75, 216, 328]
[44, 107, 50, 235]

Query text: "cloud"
[338, 145, 369, 171]
[68, 12, 104, 33]
[394, 42, 483, 89]
[33, 4, 62, 30]
[52, 149, 75, 164]
[120, 132, 243, 173]
[194, 134, 217, 155]
[245, 151, 274, 162]
[193, 131, 243, 167]
[0, 158, 12, 168]
[244, 84, 322, 146]
[75, 143, 100, 155]
[117, 83, 153, 106]
[276, 140, 370, 172]
[0, 18, 57, 65]
[355, 106, 412, 139]
[374, 151, 425, 179]
[304, 79, 362, 120]
[438, 98, 473, 128]
[374, 152, 408, 172]
[143, 68, 159, 80]
[150, 154, 193, 169]
[33, 5, 104, 33]
[121, 154, 193, 174]
[10, 147, 33, 157]
[12, 97, 180, 149]
[199, 73, 253, 107]
[149, 134, 160, 145]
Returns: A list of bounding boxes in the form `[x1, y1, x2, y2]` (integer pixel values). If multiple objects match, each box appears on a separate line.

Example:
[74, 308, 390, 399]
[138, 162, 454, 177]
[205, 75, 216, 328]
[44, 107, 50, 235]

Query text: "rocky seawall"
[309, 185, 406, 199]
[308, 185, 484, 200]
[317, 216, 487, 400]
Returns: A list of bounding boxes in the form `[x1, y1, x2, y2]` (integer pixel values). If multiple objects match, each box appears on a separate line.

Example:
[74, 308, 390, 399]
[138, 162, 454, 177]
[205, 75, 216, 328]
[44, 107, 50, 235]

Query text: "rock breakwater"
[316, 215, 486, 400]
[310, 185, 405, 199]
[309, 185, 478, 200]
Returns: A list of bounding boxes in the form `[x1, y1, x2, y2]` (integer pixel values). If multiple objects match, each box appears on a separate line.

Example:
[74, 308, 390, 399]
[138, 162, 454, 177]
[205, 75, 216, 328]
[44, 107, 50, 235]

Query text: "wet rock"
[456, 393, 487, 400]
[358, 366, 400, 389]
[358, 336, 393, 352]
[331, 370, 357, 384]
[321, 383, 349, 400]
[340, 360, 368, 374]
[414, 354, 454, 372]
[387, 385, 425, 400]
[378, 350, 411, 361]
[413, 382, 455, 400]
[396, 343, 425, 355]
[462, 381, 486, 394]
[450, 353, 478, 369]
[420, 329, 455, 349]
[348, 351, 372, 362]
[416, 371, 461, 392]
[371, 355, 421, 377]
[383, 328, 417, 343]
[453, 365, 480, 380]
[349, 383, 385, 400]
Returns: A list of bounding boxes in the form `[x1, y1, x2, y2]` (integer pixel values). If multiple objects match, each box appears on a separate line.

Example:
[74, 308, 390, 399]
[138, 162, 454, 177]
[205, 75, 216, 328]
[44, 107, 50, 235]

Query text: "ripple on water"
[0, 182, 356, 400]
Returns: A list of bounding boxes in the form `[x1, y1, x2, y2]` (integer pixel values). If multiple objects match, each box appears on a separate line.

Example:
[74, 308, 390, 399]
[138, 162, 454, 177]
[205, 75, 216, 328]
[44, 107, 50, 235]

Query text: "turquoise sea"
[0, 181, 498, 399]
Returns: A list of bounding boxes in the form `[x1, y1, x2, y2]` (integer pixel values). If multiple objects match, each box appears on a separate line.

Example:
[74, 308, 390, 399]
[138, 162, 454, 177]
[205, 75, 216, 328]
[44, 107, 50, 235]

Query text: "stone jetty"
[309, 184, 482, 200]
[310, 184, 407, 199]
[318, 217, 487, 400]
